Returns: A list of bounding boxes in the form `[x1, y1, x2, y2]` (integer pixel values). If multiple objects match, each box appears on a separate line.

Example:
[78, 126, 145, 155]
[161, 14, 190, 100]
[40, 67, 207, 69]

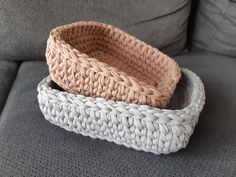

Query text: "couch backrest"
[0, 0, 191, 61]
[192, 0, 236, 57]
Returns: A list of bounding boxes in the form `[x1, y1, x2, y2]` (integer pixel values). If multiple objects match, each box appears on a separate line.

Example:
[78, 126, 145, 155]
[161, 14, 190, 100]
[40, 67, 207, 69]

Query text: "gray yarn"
[37, 68, 205, 154]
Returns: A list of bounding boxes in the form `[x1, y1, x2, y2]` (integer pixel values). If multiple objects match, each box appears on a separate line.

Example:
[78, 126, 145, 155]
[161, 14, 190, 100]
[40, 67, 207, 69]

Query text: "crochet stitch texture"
[38, 68, 205, 154]
[46, 21, 181, 108]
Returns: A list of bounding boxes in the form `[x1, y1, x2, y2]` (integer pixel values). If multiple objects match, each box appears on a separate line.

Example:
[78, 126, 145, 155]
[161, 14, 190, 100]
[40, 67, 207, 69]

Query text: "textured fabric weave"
[0, 49, 235, 176]
[193, 0, 236, 57]
[0, 0, 191, 60]
[0, 60, 19, 113]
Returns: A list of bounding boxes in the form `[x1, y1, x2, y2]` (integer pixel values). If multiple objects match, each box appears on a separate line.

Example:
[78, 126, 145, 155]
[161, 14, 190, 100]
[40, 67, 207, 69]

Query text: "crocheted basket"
[46, 21, 181, 108]
[37, 68, 205, 155]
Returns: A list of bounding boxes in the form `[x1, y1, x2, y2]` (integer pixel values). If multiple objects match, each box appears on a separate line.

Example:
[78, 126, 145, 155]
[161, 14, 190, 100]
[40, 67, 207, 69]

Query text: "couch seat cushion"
[0, 60, 19, 113]
[0, 50, 236, 176]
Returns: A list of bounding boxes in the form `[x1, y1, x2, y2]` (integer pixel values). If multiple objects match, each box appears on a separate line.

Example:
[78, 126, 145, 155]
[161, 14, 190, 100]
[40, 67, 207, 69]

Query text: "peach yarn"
[46, 21, 181, 108]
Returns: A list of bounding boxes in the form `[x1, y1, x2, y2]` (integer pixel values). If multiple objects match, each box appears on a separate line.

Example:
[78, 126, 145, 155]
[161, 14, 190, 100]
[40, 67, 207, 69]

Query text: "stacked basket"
[38, 21, 205, 154]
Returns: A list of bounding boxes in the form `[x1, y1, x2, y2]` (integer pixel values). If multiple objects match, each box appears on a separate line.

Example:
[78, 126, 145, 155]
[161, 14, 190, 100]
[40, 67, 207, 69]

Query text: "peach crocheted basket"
[46, 21, 181, 108]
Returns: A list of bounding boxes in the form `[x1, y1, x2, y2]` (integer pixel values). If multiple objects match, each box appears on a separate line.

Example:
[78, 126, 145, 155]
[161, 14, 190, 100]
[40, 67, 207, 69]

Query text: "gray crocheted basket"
[37, 68, 205, 154]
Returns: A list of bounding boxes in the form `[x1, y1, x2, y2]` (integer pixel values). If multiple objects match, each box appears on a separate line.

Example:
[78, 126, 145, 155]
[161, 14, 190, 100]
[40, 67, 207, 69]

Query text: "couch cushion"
[0, 0, 191, 61]
[0, 50, 236, 176]
[0, 60, 19, 113]
[192, 0, 236, 57]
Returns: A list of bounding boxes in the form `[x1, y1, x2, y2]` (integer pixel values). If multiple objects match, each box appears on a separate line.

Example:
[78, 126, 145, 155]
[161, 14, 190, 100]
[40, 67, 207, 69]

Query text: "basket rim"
[47, 21, 181, 99]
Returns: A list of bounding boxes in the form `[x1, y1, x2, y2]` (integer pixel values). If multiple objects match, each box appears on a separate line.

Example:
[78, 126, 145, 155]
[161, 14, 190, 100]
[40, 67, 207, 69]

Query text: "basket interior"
[167, 71, 194, 109]
[57, 23, 179, 93]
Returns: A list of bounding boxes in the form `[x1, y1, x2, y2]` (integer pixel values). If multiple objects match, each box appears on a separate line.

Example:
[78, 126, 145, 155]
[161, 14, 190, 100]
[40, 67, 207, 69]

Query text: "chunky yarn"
[38, 68, 205, 154]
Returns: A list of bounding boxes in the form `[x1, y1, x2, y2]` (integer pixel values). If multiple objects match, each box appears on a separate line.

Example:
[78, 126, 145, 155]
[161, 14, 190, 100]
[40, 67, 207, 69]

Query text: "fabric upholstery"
[0, 0, 191, 61]
[0, 60, 19, 113]
[0, 49, 235, 176]
[192, 0, 236, 57]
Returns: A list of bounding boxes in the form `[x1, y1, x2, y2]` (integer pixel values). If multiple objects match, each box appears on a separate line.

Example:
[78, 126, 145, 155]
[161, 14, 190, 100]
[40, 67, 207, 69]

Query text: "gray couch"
[0, 0, 235, 176]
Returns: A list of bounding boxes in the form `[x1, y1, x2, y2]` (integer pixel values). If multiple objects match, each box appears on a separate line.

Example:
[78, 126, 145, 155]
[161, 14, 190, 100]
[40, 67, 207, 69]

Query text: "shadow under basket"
[37, 68, 205, 155]
[46, 21, 181, 108]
